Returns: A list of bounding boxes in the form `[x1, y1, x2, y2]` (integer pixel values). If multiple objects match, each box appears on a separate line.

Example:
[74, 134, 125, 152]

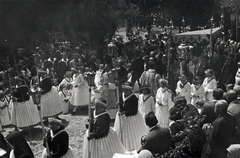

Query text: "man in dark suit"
[206, 100, 236, 158]
[138, 111, 171, 156]
[200, 88, 223, 127]
[228, 85, 240, 143]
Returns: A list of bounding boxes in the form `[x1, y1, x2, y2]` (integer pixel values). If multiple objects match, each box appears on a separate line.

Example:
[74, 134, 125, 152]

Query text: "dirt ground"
[1, 105, 89, 158]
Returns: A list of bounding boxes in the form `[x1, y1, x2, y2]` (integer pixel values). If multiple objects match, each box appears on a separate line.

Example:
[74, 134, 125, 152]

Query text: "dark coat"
[90, 111, 111, 139]
[13, 85, 30, 102]
[120, 93, 138, 116]
[43, 125, 69, 158]
[200, 100, 218, 127]
[6, 131, 34, 158]
[128, 56, 144, 85]
[138, 125, 171, 156]
[206, 113, 236, 158]
[40, 76, 52, 95]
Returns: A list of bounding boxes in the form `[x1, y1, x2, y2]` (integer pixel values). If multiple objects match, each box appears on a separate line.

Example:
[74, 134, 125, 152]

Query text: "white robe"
[155, 87, 174, 127]
[176, 81, 191, 104]
[190, 84, 205, 105]
[138, 94, 155, 118]
[202, 77, 217, 102]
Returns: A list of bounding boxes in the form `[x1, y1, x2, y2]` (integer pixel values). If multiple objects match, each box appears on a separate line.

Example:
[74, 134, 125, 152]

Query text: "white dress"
[176, 81, 191, 104]
[70, 73, 90, 106]
[10, 97, 40, 128]
[155, 87, 174, 127]
[202, 77, 217, 102]
[83, 112, 126, 158]
[0, 96, 11, 128]
[138, 94, 155, 118]
[59, 78, 72, 114]
[190, 84, 205, 105]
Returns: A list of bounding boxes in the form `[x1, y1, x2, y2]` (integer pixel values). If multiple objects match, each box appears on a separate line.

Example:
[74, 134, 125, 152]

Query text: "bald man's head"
[214, 99, 228, 115]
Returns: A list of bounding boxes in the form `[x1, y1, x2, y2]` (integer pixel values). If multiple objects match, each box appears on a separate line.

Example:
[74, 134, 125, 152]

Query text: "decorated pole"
[112, 68, 120, 105]
[30, 87, 51, 157]
[86, 71, 96, 158]
[209, 15, 214, 58]
[167, 19, 173, 80]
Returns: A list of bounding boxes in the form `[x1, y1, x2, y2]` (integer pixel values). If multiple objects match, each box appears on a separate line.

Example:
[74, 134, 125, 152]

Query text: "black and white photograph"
[0, 0, 240, 157]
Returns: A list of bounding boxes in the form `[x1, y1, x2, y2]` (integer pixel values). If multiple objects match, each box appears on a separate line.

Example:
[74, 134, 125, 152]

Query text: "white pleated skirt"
[42, 148, 77, 158]
[82, 128, 126, 158]
[0, 106, 11, 126]
[40, 88, 64, 118]
[10, 98, 40, 128]
[155, 104, 170, 127]
[114, 112, 148, 151]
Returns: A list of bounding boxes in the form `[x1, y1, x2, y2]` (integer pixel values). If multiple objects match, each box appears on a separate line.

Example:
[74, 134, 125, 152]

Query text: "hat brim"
[122, 85, 133, 90]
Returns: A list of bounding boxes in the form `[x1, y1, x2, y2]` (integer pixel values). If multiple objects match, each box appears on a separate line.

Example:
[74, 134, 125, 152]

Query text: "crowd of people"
[0, 27, 240, 158]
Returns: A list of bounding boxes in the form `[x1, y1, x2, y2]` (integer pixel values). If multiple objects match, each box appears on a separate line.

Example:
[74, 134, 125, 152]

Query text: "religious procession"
[1, 0, 240, 158]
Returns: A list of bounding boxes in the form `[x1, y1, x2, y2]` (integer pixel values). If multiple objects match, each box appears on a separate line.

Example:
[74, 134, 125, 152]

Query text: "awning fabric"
[173, 27, 221, 44]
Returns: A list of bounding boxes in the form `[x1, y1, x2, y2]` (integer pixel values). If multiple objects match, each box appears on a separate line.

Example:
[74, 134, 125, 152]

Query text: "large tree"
[0, 0, 119, 52]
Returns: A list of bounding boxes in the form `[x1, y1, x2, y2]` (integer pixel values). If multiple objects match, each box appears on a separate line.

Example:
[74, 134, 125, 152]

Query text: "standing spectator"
[195, 55, 211, 81]
[128, 49, 144, 88]
[56, 52, 69, 83]
[205, 100, 236, 158]
[200, 88, 223, 127]
[228, 85, 240, 143]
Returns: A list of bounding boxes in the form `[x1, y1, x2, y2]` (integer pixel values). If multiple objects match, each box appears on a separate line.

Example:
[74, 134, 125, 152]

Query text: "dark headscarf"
[6, 131, 34, 158]
[0, 133, 12, 158]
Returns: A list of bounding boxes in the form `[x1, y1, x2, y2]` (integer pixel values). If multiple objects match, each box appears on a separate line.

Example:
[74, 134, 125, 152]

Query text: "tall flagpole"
[236, 10, 238, 42]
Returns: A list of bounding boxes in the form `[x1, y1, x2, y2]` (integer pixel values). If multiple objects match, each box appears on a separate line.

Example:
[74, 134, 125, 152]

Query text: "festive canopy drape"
[173, 27, 221, 44]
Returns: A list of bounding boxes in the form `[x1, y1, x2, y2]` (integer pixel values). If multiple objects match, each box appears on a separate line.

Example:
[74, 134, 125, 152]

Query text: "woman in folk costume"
[114, 81, 148, 151]
[10, 76, 40, 130]
[99, 63, 118, 119]
[138, 85, 155, 118]
[202, 69, 217, 102]
[58, 71, 73, 114]
[83, 98, 125, 158]
[6, 131, 34, 158]
[155, 78, 174, 127]
[41, 118, 77, 158]
[0, 90, 11, 131]
[176, 74, 191, 104]
[70, 67, 90, 114]
[190, 76, 205, 106]
[39, 74, 64, 118]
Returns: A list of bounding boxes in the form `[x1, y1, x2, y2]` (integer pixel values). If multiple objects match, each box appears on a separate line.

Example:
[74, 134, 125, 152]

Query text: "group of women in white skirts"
[0, 68, 157, 158]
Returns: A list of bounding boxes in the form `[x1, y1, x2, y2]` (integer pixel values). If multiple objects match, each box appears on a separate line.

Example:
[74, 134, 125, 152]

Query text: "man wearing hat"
[42, 118, 77, 158]
[202, 69, 217, 102]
